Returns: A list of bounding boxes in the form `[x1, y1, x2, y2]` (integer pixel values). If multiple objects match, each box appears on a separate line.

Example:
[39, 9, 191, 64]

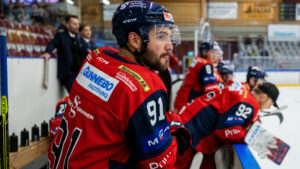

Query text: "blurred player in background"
[217, 60, 235, 86]
[49, 96, 69, 137]
[246, 66, 267, 91]
[174, 41, 222, 112]
[176, 81, 280, 169]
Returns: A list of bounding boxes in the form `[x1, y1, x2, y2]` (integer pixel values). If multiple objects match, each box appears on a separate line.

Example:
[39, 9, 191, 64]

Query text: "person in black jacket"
[79, 23, 97, 54]
[42, 15, 88, 92]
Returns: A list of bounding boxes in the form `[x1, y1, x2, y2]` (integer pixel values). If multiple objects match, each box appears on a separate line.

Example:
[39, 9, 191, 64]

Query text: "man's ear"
[127, 32, 142, 51]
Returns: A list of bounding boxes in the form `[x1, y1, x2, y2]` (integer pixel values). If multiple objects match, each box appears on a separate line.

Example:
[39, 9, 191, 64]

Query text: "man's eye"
[157, 33, 169, 40]
[158, 34, 166, 39]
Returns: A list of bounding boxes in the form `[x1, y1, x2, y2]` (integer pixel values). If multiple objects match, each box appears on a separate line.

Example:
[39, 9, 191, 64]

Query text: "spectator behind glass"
[79, 23, 96, 53]
[42, 15, 88, 93]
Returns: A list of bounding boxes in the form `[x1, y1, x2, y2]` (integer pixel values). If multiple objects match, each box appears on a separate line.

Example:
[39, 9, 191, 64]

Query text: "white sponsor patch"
[190, 59, 197, 67]
[86, 54, 92, 61]
[149, 151, 173, 169]
[67, 95, 94, 120]
[225, 129, 240, 137]
[96, 56, 109, 64]
[76, 62, 119, 101]
[115, 71, 137, 92]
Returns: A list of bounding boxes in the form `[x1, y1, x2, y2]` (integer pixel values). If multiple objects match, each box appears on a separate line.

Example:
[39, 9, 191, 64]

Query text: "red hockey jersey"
[178, 81, 260, 154]
[174, 57, 219, 112]
[48, 47, 179, 169]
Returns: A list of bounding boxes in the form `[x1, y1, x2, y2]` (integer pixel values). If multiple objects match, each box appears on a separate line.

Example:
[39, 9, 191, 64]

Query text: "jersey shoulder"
[74, 47, 166, 106]
[223, 82, 258, 106]
[192, 57, 214, 69]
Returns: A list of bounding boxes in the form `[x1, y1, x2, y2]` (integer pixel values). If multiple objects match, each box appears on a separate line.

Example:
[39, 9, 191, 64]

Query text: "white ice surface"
[251, 86, 300, 169]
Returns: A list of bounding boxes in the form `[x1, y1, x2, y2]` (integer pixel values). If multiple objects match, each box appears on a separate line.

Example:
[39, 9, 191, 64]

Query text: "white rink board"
[233, 71, 300, 85]
[7, 57, 67, 144]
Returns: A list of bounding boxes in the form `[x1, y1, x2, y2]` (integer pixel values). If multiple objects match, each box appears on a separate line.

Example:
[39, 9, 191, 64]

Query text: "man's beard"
[142, 48, 171, 72]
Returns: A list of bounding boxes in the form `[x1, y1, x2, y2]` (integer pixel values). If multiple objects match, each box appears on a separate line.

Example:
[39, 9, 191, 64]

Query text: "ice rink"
[253, 86, 300, 169]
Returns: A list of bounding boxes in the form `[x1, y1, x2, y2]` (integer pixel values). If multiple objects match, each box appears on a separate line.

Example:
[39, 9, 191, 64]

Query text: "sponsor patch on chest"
[76, 62, 119, 101]
[118, 65, 150, 92]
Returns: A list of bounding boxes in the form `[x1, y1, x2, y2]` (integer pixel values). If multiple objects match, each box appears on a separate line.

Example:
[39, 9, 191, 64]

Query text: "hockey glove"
[49, 117, 62, 136]
[167, 111, 191, 155]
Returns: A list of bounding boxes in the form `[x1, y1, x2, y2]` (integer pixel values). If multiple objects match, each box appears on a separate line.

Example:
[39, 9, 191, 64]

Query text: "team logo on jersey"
[76, 62, 119, 102]
[225, 115, 245, 125]
[118, 65, 150, 92]
[67, 95, 94, 120]
[141, 123, 170, 153]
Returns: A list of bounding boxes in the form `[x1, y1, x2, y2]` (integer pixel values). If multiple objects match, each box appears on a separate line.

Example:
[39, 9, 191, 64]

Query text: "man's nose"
[165, 41, 173, 52]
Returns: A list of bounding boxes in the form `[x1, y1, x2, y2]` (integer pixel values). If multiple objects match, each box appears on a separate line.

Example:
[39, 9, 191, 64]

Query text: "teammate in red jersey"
[246, 66, 267, 91]
[217, 60, 234, 86]
[48, 1, 190, 169]
[49, 96, 69, 137]
[174, 41, 222, 112]
[175, 81, 280, 169]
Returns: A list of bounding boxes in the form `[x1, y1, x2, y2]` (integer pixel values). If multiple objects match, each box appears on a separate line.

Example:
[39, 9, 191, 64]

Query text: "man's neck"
[119, 47, 137, 63]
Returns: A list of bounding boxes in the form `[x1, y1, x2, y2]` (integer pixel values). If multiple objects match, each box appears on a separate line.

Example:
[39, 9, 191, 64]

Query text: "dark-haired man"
[42, 15, 88, 92]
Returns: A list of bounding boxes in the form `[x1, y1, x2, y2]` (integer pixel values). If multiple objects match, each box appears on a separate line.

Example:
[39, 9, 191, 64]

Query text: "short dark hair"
[254, 82, 280, 108]
[79, 24, 90, 32]
[65, 15, 79, 23]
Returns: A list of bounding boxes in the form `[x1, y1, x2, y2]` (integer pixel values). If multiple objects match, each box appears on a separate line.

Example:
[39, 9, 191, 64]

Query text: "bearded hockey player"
[48, 1, 190, 168]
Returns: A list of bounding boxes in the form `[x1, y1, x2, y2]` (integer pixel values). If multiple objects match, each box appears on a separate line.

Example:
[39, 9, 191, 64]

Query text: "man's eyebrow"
[157, 31, 169, 35]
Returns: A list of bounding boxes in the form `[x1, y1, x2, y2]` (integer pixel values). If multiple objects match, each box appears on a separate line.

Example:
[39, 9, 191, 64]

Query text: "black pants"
[60, 73, 76, 93]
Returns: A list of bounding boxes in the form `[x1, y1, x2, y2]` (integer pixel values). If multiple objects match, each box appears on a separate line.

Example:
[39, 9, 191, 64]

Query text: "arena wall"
[7, 57, 300, 143]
